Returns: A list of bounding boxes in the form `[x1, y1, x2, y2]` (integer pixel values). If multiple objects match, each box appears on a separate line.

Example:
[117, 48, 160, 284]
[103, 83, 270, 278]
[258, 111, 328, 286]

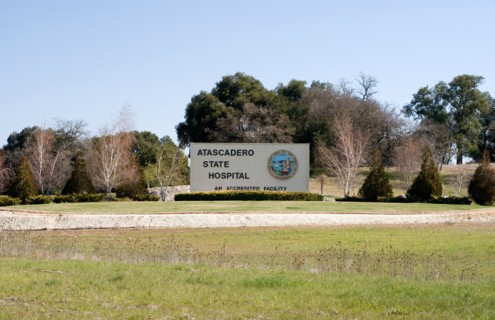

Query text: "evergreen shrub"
[336, 196, 411, 203]
[175, 191, 323, 201]
[406, 146, 442, 202]
[336, 195, 471, 204]
[335, 196, 371, 202]
[9, 156, 38, 203]
[132, 193, 160, 201]
[468, 151, 495, 205]
[76, 193, 105, 202]
[0, 196, 20, 206]
[358, 149, 393, 201]
[53, 195, 77, 203]
[428, 197, 472, 205]
[53, 193, 105, 203]
[62, 152, 96, 195]
[26, 195, 53, 205]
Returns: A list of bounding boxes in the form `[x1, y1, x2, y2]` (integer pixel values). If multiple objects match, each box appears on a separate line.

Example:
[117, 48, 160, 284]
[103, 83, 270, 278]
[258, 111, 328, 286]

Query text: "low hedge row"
[0, 196, 21, 206]
[53, 194, 106, 203]
[53, 193, 160, 203]
[26, 195, 54, 204]
[131, 194, 160, 201]
[0, 193, 161, 206]
[175, 191, 323, 201]
[428, 197, 472, 205]
[336, 196, 472, 205]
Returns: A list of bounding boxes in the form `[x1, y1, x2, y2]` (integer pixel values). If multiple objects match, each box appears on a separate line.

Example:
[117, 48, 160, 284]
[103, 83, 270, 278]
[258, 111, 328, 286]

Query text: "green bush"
[358, 149, 393, 201]
[53, 195, 77, 203]
[53, 193, 105, 203]
[335, 196, 371, 202]
[25, 195, 53, 204]
[115, 172, 148, 199]
[62, 152, 96, 194]
[382, 196, 415, 203]
[175, 191, 323, 201]
[132, 193, 160, 201]
[468, 150, 495, 205]
[0, 196, 20, 206]
[428, 197, 472, 205]
[9, 156, 38, 203]
[76, 193, 105, 203]
[406, 146, 442, 202]
[336, 196, 471, 205]
[337, 196, 413, 203]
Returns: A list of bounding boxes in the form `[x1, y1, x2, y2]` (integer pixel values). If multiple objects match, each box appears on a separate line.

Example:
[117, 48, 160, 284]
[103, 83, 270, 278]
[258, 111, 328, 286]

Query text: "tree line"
[0, 107, 189, 202]
[175, 72, 494, 198]
[1, 72, 494, 202]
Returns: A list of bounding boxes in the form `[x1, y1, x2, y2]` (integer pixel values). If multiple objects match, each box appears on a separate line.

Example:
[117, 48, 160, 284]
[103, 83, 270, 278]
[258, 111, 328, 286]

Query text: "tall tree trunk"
[456, 150, 463, 165]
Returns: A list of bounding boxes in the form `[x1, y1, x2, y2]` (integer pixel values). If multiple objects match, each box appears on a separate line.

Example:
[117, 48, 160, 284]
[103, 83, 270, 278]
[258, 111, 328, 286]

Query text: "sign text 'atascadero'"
[196, 148, 255, 180]
[196, 148, 255, 157]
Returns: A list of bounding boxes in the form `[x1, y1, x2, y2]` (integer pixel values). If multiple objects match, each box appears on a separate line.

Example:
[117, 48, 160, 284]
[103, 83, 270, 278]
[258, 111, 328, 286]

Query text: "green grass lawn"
[1, 224, 495, 319]
[4, 200, 486, 214]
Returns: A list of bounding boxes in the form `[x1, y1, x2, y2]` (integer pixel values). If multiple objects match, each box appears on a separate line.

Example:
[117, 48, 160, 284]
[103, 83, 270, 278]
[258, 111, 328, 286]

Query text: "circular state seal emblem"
[268, 150, 298, 179]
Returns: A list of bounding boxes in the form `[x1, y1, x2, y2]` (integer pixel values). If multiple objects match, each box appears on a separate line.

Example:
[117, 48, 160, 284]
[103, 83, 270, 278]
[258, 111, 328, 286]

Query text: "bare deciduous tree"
[54, 119, 88, 151]
[337, 78, 354, 96]
[317, 114, 369, 197]
[155, 146, 182, 201]
[316, 173, 328, 196]
[26, 128, 70, 194]
[143, 138, 188, 201]
[87, 106, 138, 195]
[455, 172, 466, 197]
[393, 138, 422, 190]
[356, 73, 378, 101]
[409, 120, 456, 171]
[301, 83, 404, 166]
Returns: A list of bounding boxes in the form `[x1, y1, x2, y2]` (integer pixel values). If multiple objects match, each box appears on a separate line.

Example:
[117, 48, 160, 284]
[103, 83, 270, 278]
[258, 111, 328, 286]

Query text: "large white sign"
[190, 143, 309, 192]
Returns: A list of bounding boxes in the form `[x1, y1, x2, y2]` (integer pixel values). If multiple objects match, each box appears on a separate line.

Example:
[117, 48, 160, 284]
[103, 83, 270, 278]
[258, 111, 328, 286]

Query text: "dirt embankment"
[1, 208, 495, 231]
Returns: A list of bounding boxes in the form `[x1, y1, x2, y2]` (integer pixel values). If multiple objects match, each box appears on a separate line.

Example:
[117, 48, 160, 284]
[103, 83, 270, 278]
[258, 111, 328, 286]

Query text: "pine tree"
[468, 150, 495, 205]
[358, 149, 393, 201]
[9, 156, 38, 203]
[62, 152, 96, 194]
[406, 146, 442, 202]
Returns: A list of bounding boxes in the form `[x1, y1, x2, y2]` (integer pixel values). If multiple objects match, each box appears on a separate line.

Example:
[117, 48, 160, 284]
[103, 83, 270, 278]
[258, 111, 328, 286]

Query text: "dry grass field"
[1, 223, 495, 319]
[309, 164, 479, 198]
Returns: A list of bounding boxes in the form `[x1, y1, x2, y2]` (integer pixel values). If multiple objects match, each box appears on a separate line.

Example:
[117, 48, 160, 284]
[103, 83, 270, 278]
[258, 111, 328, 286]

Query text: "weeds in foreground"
[0, 230, 483, 281]
[311, 242, 455, 280]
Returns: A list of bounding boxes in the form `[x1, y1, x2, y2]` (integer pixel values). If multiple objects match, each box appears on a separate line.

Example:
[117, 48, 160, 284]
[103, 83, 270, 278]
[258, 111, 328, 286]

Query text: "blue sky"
[1, 0, 494, 146]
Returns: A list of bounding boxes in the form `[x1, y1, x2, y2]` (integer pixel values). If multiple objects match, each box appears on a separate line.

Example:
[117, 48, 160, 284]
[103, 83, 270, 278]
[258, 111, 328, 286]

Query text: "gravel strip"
[1, 210, 495, 230]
